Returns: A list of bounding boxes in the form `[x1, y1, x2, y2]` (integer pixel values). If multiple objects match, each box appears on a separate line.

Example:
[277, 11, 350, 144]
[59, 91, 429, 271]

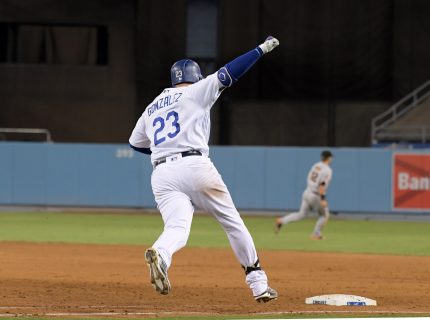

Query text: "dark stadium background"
[1, 0, 429, 146]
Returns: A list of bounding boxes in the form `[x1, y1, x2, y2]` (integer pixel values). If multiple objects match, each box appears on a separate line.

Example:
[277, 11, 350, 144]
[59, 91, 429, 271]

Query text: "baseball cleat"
[310, 234, 325, 240]
[144, 248, 171, 295]
[274, 218, 283, 234]
[254, 287, 278, 303]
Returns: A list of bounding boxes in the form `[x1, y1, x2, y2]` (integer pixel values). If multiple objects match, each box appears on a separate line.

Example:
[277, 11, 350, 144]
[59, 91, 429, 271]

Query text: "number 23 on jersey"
[153, 111, 181, 146]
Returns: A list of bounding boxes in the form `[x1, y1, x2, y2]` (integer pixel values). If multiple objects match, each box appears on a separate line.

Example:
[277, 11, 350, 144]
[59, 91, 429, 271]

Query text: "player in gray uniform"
[129, 37, 279, 302]
[275, 151, 333, 240]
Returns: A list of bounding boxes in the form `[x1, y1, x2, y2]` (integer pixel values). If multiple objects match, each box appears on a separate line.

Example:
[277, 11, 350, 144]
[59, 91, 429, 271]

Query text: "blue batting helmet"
[170, 59, 203, 86]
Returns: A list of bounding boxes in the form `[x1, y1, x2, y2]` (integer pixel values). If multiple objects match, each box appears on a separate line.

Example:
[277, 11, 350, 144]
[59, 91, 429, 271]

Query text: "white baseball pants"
[150, 155, 268, 295]
[279, 189, 330, 236]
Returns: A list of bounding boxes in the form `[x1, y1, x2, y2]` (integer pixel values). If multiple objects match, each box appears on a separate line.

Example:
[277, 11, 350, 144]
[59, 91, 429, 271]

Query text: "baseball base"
[305, 294, 377, 306]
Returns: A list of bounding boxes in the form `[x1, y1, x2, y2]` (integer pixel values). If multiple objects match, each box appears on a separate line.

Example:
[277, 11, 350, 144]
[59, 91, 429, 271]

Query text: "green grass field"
[0, 211, 429, 256]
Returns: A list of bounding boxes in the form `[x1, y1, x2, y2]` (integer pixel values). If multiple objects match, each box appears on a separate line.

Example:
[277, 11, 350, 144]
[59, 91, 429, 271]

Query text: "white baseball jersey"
[306, 161, 333, 194]
[129, 73, 223, 163]
[132, 72, 266, 294]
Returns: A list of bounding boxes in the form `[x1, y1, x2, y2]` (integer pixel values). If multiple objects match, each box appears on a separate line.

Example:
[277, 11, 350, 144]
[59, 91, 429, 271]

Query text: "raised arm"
[217, 36, 279, 87]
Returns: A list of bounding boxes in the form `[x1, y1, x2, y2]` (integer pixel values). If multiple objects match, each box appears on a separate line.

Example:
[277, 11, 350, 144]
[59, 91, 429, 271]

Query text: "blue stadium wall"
[0, 142, 427, 213]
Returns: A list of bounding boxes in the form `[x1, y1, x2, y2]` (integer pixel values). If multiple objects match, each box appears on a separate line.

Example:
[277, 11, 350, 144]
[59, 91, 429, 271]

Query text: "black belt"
[154, 150, 202, 168]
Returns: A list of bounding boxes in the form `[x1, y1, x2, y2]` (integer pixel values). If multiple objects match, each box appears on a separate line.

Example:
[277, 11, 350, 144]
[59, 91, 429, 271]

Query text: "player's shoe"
[254, 287, 278, 303]
[274, 218, 283, 234]
[144, 247, 171, 295]
[310, 234, 325, 240]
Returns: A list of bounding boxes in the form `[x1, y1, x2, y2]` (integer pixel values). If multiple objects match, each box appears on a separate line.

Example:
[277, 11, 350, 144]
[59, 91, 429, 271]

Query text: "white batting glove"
[259, 36, 279, 54]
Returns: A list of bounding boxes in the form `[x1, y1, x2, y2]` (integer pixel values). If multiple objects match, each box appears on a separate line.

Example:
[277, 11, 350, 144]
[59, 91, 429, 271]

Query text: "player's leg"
[275, 194, 310, 233]
[311, 204, 330, 240]
[189, 159, 277, 302]
[278, 206, 307, 224]
[147, 166, 195, 295]
[194, 189, 276, 302]
[152, 190, 194, 267]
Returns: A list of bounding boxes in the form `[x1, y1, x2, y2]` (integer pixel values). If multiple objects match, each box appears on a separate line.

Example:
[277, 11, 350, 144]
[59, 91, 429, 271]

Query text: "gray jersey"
[306, 161, 332, 194]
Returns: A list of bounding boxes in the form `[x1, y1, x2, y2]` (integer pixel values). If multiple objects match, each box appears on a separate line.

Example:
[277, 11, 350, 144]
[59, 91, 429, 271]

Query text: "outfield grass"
[0, 212, 429, 256]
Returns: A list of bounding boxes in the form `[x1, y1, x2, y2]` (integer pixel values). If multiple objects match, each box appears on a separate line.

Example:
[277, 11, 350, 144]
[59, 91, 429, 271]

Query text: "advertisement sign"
[393, 153, 430, 211]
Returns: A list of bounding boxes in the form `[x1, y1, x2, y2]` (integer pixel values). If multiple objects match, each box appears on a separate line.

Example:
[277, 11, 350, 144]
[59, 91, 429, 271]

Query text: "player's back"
[142, 73, 221, 162]
[306, 161, 332, 194]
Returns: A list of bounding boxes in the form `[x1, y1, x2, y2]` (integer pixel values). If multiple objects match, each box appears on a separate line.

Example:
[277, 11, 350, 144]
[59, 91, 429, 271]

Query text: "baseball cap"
[321, 150, 333, 160]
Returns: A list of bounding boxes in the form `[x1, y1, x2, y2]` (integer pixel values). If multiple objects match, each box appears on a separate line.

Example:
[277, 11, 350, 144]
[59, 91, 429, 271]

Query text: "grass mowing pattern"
[0, 212, 429, 256]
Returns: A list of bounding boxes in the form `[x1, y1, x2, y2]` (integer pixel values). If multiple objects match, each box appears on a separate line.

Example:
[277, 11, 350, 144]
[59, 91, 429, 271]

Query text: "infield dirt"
[1, 242, 429, 317]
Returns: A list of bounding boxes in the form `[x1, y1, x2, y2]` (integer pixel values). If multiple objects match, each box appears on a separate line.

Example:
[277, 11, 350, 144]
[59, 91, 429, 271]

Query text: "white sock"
[245, 270, 268, 296]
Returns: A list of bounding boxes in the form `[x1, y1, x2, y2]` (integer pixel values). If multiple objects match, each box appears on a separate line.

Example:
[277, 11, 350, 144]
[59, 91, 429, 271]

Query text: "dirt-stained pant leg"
[187, 157, 259, 267]
[187, 157, 268, 296]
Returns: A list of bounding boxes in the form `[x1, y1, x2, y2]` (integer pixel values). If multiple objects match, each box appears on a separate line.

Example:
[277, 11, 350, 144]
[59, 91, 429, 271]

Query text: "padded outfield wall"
[0, 142, 429, 213]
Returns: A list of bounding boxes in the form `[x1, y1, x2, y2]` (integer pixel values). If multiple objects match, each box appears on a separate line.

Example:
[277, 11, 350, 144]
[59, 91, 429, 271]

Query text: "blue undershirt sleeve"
[217, 47, 264, 87]
[129, 144, 152, 155]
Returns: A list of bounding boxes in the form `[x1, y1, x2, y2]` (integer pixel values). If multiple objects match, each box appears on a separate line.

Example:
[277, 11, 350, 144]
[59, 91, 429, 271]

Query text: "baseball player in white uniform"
[129, 36, 279, 302]
[275, 151, 333, 240]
